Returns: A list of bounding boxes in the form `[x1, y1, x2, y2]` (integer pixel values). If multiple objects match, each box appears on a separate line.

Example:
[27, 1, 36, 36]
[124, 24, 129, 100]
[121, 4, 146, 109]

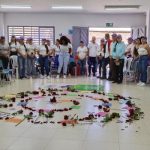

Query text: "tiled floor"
[0, 77, 150, 150]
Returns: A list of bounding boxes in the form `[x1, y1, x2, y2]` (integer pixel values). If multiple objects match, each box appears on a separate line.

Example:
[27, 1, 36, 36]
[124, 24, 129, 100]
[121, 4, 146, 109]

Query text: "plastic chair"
[124, 57, 134, 80]
[0, 59, 13, 85]
[9, 55, 18, 78]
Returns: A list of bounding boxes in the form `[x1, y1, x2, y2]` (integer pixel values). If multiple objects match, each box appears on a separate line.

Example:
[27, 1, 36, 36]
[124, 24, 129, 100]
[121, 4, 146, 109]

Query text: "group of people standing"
[0, 33, 150, 86]
[0, 35, 73, 79]
[77, 33, 150, 86]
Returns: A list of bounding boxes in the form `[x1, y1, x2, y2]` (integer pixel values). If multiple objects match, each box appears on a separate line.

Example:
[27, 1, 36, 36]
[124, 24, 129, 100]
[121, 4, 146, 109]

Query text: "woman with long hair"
[137, 36, 150, 86]
[56, 36, 72, 79]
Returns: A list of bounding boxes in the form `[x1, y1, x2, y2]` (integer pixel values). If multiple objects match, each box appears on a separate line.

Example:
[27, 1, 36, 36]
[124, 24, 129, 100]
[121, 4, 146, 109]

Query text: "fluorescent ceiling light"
[0, 5, 31, 9]
[105, 5, 140, 11]
[52, 6, 83, 10]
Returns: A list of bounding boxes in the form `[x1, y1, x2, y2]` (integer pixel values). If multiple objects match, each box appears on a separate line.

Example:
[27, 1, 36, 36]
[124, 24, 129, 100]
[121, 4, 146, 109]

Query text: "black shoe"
[112, 81, 116, 83]
[107, 77, 112, 81]
[117, 81, 122, 84]
[88, 74, 91, 77]
[100, 77, 106, 79]
[97, 76, 101, 78]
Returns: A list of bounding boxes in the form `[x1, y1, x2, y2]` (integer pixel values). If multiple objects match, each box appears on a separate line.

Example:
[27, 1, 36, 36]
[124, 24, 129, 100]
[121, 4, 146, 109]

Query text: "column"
[146, 9, 150, 43]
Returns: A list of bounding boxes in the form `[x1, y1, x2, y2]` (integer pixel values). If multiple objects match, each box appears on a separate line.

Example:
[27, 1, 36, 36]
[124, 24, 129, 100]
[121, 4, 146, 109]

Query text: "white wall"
[3, 12, 146, 39]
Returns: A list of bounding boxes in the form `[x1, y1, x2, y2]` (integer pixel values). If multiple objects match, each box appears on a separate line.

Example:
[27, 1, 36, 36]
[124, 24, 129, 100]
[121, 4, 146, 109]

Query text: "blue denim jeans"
[27, 56, 36, 76]
[55, 55, 59, 69]
[78, 59, 86, 75]
[39, 56, 50, 76]
[138, 55, 148, 83]
[18, 56, 27, 78]
[58, 52, 70, 75]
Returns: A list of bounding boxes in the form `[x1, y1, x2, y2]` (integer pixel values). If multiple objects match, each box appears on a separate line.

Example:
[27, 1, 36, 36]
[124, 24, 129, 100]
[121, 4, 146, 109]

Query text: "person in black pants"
[87, 37, 99, 77]
[101, 33, 112, 79]
[113, 59, 124, 83]
[111, 34, 126, 84]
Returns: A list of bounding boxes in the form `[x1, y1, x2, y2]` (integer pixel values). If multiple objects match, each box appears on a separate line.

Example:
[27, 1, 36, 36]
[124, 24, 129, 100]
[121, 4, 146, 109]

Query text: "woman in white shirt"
[9, 35, 18, 74]
[77, 41, 88, 76]
[56, 36, 72, 79]
[17, 36, 27, 79]
[51, 39, 60, 69]
[0, 36, 10, 69]
[137, 36, 150, 86]
[38, 38, 50, 79]
[124, 37, 135, 72]
[26, 37, 36, 77]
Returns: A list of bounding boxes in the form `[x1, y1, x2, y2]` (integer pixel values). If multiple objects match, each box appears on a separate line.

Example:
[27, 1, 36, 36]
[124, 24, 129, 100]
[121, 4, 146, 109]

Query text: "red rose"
[64, 115, 69, 120]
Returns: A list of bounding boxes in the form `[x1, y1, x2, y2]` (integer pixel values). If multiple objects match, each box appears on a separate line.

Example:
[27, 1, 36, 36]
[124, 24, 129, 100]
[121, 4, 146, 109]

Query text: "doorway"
[89, 27, 131, 44]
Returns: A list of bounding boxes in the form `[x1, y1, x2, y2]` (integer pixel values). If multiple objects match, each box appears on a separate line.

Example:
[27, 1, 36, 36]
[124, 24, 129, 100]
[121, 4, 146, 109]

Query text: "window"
[89, 27, 131, 44]
[8, 26, 55, 45]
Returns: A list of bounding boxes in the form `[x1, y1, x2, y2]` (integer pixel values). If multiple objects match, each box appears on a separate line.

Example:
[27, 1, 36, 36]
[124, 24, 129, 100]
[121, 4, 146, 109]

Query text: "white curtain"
[131, 26, 146, 39]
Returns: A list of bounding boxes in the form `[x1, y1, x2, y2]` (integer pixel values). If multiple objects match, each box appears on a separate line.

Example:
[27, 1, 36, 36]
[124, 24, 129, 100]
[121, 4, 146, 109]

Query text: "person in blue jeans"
[57, 36, 72, 79]
[137, 36, 150, 86]
[77, 41, 88, 76]
[17, 36, 28, 79]
[68, 55, 76, 76]
[38, 39, 50, 79]
[51, 39, 60, 69]
[26, 37, 36, 77]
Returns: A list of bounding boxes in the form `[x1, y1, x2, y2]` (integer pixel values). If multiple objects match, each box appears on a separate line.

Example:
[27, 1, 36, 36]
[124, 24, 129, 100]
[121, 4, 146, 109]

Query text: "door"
[72, 26, 89, 54]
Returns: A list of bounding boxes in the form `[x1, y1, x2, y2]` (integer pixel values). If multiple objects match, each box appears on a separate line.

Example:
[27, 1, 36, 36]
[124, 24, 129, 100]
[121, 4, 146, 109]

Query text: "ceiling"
[0, 0, 149, 13]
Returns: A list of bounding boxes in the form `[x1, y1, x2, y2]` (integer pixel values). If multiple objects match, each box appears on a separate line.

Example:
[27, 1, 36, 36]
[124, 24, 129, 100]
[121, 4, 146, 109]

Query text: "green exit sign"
[106, 23, 113, 27]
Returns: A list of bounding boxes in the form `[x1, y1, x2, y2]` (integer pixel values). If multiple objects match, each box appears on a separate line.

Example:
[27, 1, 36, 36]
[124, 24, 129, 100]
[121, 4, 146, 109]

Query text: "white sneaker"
[63, 75, 66, 79]
[139, 82, 146, 86]
[40, 75, 44, 79]
[56, 75, 60, 79]
[46, 76, 50, 79]
[137, 82, 142, 86]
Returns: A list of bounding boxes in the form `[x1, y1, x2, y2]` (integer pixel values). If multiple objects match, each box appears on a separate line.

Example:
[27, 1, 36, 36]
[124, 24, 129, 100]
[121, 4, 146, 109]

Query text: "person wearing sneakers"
[137, 36, 150, 86]
[111, 34, 126, 84]
[38, 38, 50, 79]
[26, 37, 36, 77]
[17, 36, 28, 79]
[56, 36, 71, 79]
[87, 36, 99, 77]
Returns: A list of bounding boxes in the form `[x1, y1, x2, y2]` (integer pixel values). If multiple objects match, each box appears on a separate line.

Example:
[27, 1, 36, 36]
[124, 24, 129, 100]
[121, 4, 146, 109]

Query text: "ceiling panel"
[0, 0, 149, 13]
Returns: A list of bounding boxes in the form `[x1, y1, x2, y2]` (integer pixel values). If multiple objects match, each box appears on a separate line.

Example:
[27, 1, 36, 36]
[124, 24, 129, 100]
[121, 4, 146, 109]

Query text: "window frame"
[7, 25, 55, 45]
